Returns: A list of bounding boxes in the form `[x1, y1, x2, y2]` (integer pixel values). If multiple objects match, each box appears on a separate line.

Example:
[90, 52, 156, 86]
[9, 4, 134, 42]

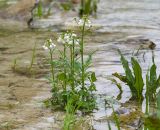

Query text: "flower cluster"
[57, 32, 80, 46]
[77, 18, 92, 28]
[42, 39, 56, 50]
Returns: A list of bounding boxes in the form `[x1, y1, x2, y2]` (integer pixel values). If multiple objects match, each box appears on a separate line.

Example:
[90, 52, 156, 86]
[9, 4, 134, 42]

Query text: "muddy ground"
[0, 28, 66, 130]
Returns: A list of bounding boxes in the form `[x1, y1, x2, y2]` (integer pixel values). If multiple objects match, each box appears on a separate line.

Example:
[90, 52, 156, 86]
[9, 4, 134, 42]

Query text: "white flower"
[78, 19, 84, 26]
[64, 34, 69, 40]
[43, 38, 56, 50]
[42, 45, 48, 50]
[57, 36, 65, 44]
[68, 40, 73, 45]
[72, 33, 77, 37]
[57, 32, 79, 46]
[77, 18, 92, 28]
[49, 38, 52, 43]
[87, 19, 92, 27]
[49, 43, 56, 49]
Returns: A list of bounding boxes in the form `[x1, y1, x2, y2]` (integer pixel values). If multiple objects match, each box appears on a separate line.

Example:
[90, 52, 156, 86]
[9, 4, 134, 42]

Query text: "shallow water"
[0, 0, 160, 130]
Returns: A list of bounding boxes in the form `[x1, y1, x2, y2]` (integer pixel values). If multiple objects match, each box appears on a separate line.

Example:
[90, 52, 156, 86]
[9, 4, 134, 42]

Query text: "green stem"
[72, 39, 75, 90]
[145, 95, 149, 115]
[81, 18, 86, 93]
[64, 45, 67, 91]
[49, 49, 54, 84]
[70, 46, 74, 91]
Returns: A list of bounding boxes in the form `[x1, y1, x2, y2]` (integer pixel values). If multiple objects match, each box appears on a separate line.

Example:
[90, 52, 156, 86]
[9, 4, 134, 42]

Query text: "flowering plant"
[43, 17, 97, 113]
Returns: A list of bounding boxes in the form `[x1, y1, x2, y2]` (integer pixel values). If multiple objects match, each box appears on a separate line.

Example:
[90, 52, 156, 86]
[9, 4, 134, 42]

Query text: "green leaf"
[85, 0, 92, 14]
[146, 57, 160, 98]
[74, 61, 81, 72]
[109, 77, 122, 93]
[131, 57, 144, 99]
[118, 50, 136, 93]
[91, 72, 97, 82]
[157, 92, 160, 119]
[84, 51, 95, 70]
[157, 75, 160, 86]
[89, 84, 96, 91]
[112, 72, 127, 83]
[150, 64, 157, 85]
[57, 73, 66, 81]
[118, 50, 137, 97]
[93, 0, 98, 13]
[37, 0, 43, 18]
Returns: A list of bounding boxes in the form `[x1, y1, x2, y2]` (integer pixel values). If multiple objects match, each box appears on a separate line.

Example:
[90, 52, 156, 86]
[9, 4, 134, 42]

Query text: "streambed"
[0, 0, 160, 130]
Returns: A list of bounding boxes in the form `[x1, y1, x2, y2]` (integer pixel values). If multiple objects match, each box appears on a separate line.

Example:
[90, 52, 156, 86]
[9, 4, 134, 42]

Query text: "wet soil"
[0, 28, 66, 130]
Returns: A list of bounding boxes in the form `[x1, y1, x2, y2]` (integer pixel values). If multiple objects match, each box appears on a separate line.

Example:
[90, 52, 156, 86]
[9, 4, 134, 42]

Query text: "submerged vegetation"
[146, 53, 160, 100]
[112, 50, 144, 101]
[112, 50, 160, 102]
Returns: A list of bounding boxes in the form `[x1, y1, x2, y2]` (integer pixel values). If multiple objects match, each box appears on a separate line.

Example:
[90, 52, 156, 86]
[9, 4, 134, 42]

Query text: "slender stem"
[145, 95, 149, 115]
[81, 18, 86, 93]
[49, 49, 54, 83]
[70, 46, 74, 91]
[72, 39, 75, 89]
[64, 45, 67, 91]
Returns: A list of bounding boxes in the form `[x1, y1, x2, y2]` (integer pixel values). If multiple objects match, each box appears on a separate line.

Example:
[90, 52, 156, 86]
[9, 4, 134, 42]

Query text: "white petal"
[78, 19, 83, 26]
[75, 41, 79, 45]
[87, 20, 91, 24]
[50, 43, 56, 49]
[64, 36, 70, 40]
[68, 41, 73, 45]
[42, 45, 48, 50]
[57, 37, 62, 43]
[49, 38, 52, 43]
[72, 33, 77, 37]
